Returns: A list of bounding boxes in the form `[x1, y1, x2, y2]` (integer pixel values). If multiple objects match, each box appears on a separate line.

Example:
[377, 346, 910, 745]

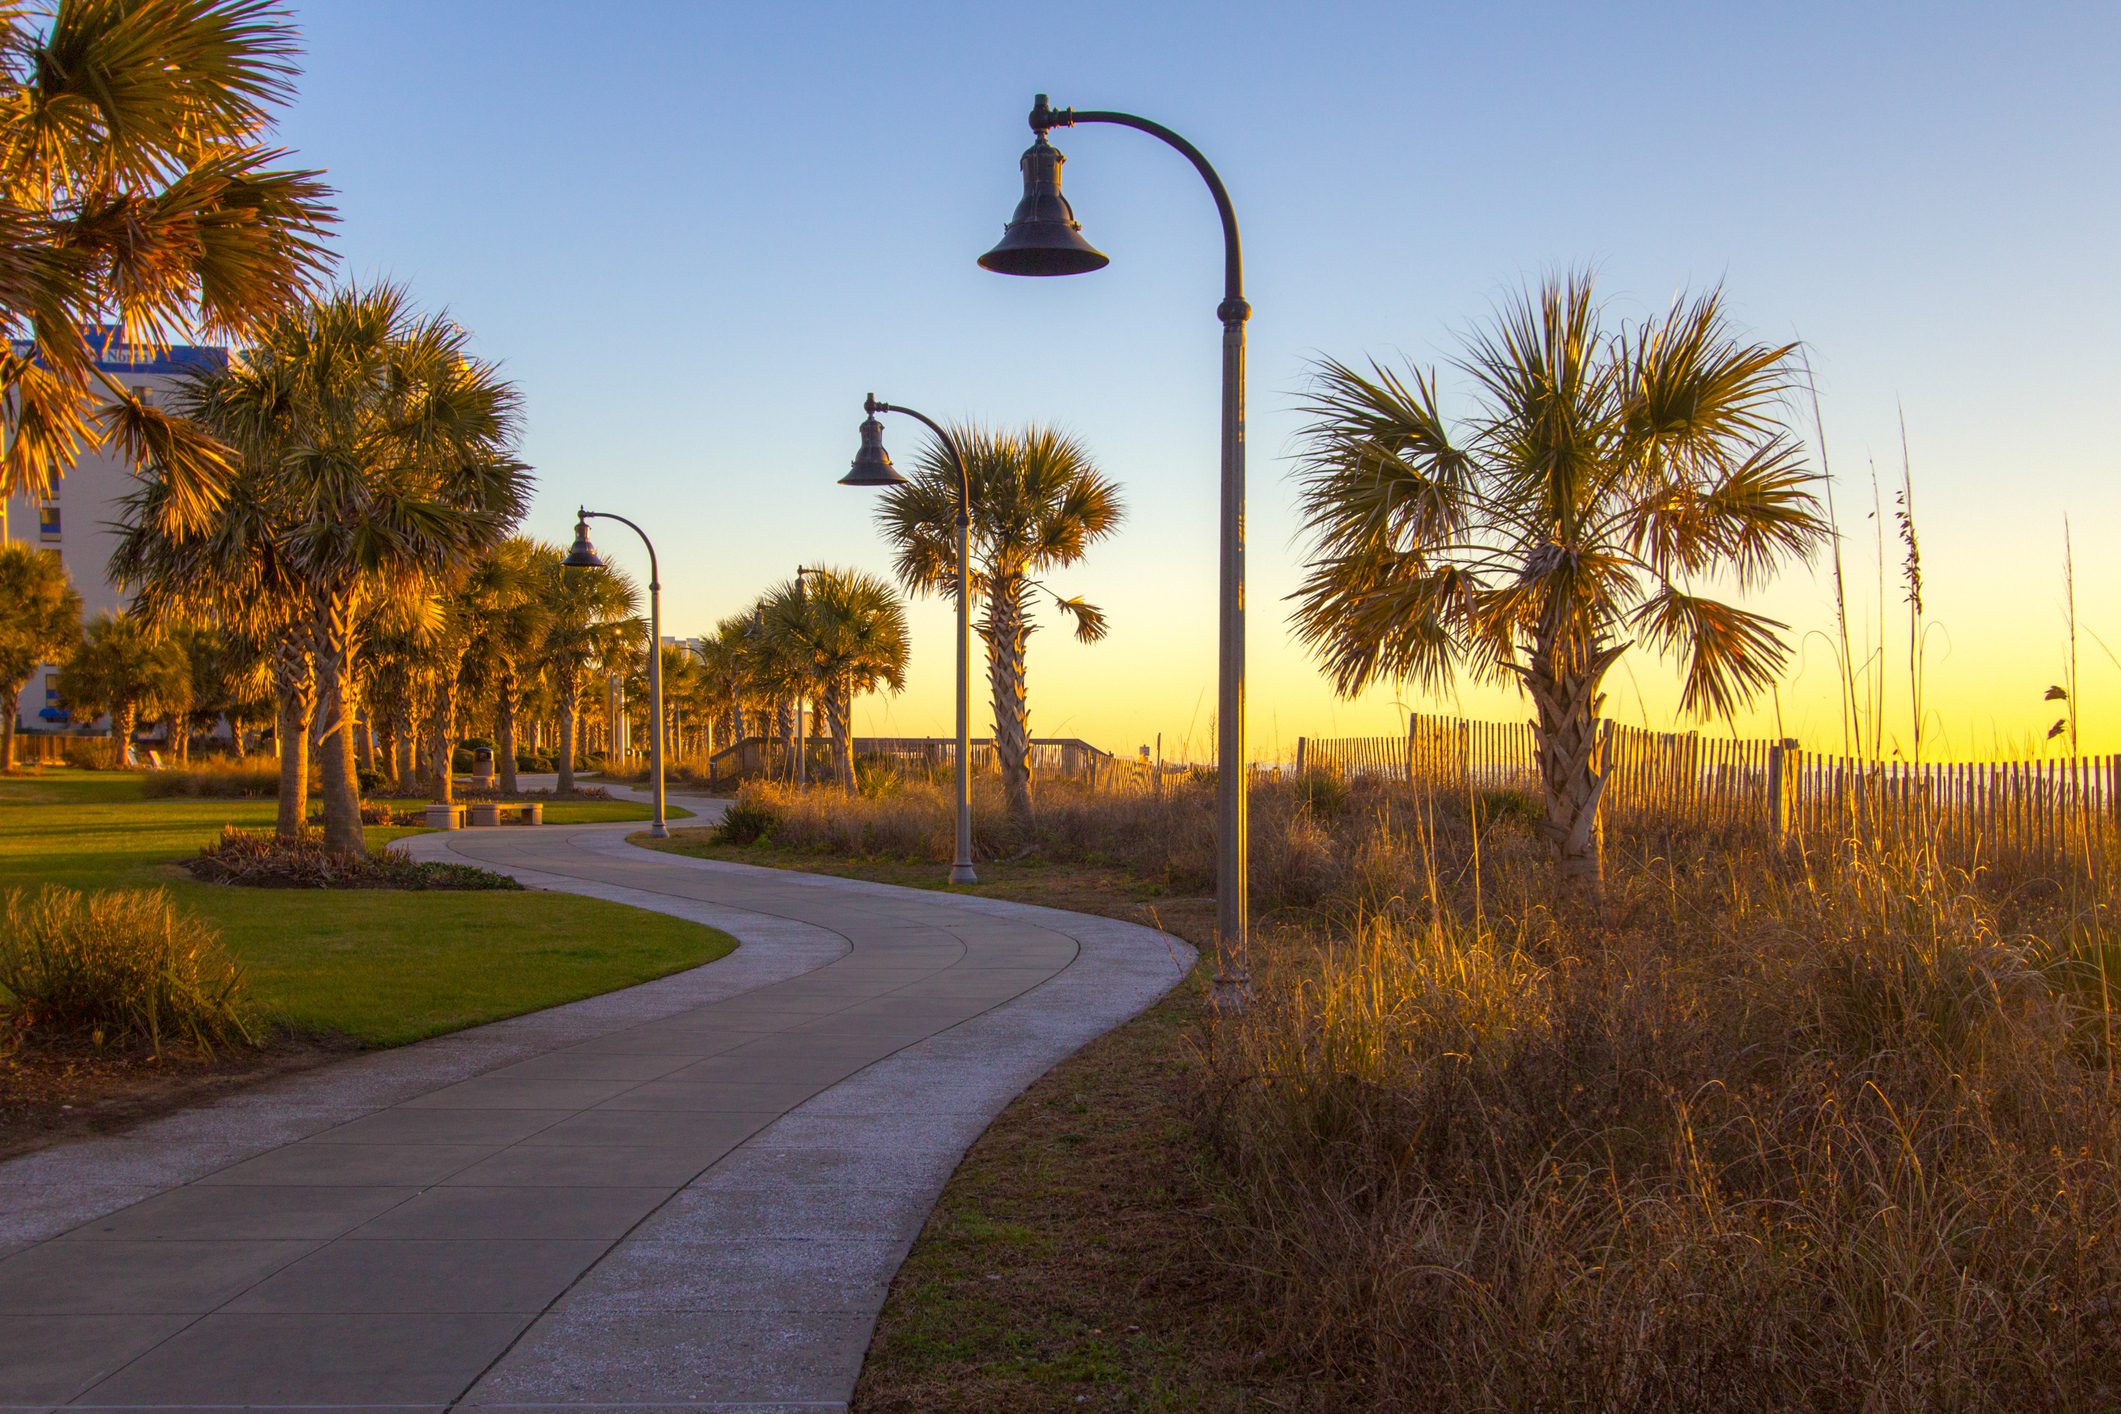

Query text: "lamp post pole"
[842, 396, 977, 886]
[569, 508, 667, 839]
[979, 95, 1249, 1005]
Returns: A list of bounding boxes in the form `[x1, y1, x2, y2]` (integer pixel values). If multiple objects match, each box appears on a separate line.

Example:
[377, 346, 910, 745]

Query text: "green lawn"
[0, 771, 731, 1047]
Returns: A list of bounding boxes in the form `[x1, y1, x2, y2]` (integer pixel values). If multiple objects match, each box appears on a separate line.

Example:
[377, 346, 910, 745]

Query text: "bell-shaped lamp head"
[563, 515, 605, 569]
[841, 414, 908, 488]
[978, 135, 1109, 277]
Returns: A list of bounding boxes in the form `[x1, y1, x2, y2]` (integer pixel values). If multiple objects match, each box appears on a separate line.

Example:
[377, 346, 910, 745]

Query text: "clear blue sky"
[277, 0, 2121, 758]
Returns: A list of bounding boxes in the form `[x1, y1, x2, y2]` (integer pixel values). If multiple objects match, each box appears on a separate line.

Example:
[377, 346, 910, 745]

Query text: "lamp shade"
[978, 136, 1109, 277]
[841, 416, 907, 487]
[563, 518, 605, 569]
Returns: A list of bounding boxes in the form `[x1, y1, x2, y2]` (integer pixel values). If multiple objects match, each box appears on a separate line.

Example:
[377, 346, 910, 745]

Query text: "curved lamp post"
[565, 508, 667, 839]
[979, 93, 1249, 1005]
[843, 394, 977, 886]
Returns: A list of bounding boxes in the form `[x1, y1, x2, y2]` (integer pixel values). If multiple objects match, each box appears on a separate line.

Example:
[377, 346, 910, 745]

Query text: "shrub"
[450, 748, 473, 774]
[184, 827, 523, 891]
[61, 741, 105, 770]
[0, 886, 255, 1055]
[715, 793, 780, 846]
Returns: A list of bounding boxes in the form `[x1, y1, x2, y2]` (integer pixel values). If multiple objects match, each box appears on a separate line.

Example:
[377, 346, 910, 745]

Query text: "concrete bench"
[467, 800, 544, 827]
[423, 803, 467, 830]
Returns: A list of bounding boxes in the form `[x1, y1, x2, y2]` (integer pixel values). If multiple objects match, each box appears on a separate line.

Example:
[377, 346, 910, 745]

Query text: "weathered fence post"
[1294, 736, 1307, 777]
[1766, 737, 1801, 846]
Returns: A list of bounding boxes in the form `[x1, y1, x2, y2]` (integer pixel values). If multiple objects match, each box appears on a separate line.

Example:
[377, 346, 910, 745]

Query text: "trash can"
[472, 744, 495, 787]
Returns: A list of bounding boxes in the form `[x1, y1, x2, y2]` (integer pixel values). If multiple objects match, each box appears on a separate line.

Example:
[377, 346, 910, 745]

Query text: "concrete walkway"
[0, 801, 1192, 1410]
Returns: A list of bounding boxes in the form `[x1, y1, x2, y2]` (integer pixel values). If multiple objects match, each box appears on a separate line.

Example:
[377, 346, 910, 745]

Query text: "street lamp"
[842, 394, 977, 886]
[980, 93, 1250, 1006]
[793, 565, 823, 788]
[565, 507, 667, 840]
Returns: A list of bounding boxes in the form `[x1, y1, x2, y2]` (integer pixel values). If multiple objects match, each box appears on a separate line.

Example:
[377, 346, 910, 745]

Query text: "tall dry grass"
[1204, 803, 2121, 1410]
[730, 768, 2121, 1409]
[0, 886, 256, 1055]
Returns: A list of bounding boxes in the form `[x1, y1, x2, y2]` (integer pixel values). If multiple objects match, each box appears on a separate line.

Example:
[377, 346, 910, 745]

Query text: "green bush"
[0, 886, 255, 1055]
[451, 748, 473, 774]
[714, 799, 779, 846]
[61, 741, 105, 770]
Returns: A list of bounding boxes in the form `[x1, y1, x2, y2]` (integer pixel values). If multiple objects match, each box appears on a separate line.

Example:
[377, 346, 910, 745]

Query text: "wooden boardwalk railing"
[1294, 714, 2121, 871]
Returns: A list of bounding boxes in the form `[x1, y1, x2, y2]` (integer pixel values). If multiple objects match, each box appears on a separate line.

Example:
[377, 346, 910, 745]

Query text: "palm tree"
[112, 456, 316, 834]
[692, 615, 759, 756]
[0, 0, 334, 525]
[878, 425, 1124, 817]
[1292, 275, 1828, 891]
[534, 552, 639, 795]
[0, 543, 82, 770]
[451, 538, 550, 797]
[116, 285, 529, 854]
[763, 568, 910, 789]
[53, 612, 186, 766]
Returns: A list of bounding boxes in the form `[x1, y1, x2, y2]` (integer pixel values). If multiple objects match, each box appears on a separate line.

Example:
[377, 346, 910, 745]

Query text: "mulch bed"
[0, 1032, 361, 1162]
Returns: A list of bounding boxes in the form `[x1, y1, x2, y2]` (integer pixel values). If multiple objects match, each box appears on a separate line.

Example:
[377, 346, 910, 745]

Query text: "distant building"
[1, 334, 228, 732]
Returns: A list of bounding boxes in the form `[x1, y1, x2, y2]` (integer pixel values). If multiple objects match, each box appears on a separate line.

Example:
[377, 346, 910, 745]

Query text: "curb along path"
[0, 803, 1193, 1411]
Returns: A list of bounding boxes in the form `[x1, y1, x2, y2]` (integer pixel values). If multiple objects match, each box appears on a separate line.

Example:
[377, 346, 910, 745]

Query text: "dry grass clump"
[1204, 817, 2121, 1412]
[141, 757, 281, 798]
[0, 886, 255, 1056]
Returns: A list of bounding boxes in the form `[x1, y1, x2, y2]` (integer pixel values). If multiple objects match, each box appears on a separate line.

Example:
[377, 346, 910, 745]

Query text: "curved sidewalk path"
[0, 803, 1192, 1411]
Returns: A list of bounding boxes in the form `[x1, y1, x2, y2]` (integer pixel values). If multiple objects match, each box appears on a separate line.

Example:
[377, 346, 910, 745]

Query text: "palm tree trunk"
[556, 672, 580, 795]
[429, 656, 463, 805]
[311, 603, 366, 858]
[826, 683, 854, 791]
[111, 702, 137, 769]
[272, 646, 313, 840]
[986, 578, 1034, 819]
[1523, 621, 1626, 897]
[497, 666, 519, 796]
[0, 692, 15, 773]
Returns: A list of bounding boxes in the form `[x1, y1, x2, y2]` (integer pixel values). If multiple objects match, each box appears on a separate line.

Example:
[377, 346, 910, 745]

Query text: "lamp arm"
[870, 398, 972, 530]
[582, 509, 659, 591]
[1031, 99, 1245, 318]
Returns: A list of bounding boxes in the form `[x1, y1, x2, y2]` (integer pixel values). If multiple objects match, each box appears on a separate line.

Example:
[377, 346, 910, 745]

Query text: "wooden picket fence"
[1294, 714, 2121, 872]
[10, 731, 102, 766]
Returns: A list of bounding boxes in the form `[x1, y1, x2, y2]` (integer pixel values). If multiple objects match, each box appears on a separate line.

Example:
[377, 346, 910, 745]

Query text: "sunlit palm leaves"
[757, 568, 909, 788]
[0, 0, 334, 512]
[113, 283, 529, 853]
[875, 422, 1123, 816]
[1295, 275, 1827, 885]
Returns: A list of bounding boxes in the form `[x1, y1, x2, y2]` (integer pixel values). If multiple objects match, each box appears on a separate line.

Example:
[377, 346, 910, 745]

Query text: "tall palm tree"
[763, 568, 910, 790]
[112, 449, 316, 833]
[692, 615, 759, 755]
[0, 0, 334, 525]
[0, 543, 82, 770]
[1293, 275, 1827, 891]
[53, 611, 186, 766]
[116, 285, 529, 854]
[534, 552, 639, 795]
[878, 424, 1124, 817]
[450, 537, 550, 796]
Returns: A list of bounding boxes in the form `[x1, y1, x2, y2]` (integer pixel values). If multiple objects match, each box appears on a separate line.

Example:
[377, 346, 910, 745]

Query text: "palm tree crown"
[0, 0, 335, 522]
[877, 423, 1123, 815]
[114, 283, 529, 853]
[1293, 275, 1827, 885]
[761, 567, 909, 789]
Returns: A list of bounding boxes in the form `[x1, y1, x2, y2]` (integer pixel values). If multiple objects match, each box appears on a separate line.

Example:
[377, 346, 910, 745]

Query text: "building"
[1, 335, 228, 733]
